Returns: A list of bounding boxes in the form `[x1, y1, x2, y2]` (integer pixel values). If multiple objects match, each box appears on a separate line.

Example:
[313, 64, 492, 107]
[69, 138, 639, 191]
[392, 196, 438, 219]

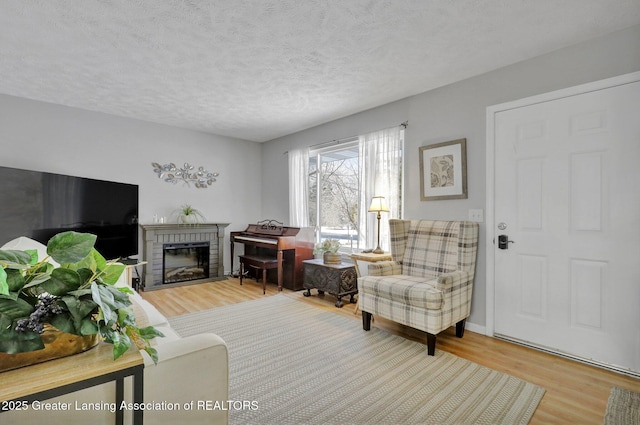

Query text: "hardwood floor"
[141, 277, 640, 425]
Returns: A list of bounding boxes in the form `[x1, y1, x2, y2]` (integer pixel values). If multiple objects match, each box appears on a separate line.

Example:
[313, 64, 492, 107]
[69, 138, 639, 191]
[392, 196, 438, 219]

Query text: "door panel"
[493, 80, 640, 373]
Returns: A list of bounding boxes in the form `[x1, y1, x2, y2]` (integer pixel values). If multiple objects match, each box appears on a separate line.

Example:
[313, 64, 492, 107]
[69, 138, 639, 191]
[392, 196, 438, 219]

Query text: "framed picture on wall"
[419, 138, 468, 201]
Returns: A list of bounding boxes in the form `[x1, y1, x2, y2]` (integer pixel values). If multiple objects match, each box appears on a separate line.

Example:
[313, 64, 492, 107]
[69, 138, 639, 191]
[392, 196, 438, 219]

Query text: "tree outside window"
[309, 142, 360, 251]
[307, 127, 404, 253]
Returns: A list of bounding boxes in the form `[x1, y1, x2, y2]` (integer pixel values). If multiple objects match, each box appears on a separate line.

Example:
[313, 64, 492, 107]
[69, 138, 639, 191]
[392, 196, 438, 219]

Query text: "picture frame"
[419, 138, 468, 201]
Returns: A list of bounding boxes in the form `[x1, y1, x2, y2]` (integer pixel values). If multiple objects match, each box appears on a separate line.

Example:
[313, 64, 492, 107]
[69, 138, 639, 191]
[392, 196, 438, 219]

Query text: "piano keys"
[231, 219, 314, 291]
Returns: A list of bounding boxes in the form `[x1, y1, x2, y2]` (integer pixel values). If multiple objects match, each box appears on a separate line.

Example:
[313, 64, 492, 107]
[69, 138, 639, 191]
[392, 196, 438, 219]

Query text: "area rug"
[603, 387, 640, 425]
[169, 295, 545, 425]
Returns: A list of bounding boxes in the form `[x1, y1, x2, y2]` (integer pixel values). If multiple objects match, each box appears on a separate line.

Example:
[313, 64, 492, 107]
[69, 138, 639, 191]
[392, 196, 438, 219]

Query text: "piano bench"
[239, 255, 279, 294]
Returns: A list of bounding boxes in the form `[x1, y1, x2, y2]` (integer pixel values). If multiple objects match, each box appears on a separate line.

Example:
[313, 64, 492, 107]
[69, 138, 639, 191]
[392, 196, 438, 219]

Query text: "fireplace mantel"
[140, 223, 229, 290]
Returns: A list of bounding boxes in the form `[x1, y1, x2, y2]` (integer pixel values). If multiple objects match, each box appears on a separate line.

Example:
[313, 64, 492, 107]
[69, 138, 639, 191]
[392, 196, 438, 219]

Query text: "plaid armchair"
[358, 219, 479, 355]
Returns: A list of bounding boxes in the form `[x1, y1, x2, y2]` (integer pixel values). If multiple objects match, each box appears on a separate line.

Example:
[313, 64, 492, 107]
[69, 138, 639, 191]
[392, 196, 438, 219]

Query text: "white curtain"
[358, 127, 403, 251]
[288, 148, 309, 227]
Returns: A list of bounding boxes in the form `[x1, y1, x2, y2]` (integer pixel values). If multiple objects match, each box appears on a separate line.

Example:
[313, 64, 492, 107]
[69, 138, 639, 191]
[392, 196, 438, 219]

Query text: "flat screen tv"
[0, 165, 139, 261]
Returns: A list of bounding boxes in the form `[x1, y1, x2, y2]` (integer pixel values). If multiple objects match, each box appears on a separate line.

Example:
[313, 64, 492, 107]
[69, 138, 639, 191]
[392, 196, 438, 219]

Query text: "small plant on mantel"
[0, 231, 163, 363]
[172, 204, 206, 224]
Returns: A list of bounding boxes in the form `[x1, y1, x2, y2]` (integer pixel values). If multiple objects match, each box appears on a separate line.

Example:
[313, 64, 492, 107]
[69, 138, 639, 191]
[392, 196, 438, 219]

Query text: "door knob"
[498, 235, 515, 250]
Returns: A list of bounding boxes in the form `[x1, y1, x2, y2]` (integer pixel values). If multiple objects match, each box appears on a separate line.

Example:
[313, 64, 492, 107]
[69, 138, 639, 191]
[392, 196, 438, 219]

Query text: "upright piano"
[230, 220, 314, 291]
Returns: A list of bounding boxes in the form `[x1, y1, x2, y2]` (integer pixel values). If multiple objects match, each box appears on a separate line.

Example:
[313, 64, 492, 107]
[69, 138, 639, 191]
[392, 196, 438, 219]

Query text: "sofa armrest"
[367, 261, 402, 276]
[140, 333, 229, 425]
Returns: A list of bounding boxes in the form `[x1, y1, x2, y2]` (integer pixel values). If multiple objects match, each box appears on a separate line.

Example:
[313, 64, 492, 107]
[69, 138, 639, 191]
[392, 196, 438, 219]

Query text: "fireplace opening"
[162, 242, 210, 284]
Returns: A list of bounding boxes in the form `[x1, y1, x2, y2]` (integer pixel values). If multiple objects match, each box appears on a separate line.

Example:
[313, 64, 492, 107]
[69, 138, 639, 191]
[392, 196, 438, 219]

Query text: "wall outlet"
[468, 209, 484, 223]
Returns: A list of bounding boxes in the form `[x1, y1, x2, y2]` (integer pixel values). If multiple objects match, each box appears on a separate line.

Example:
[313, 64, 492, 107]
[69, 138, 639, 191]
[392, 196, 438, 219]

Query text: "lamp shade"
[368, 196, 389, 213]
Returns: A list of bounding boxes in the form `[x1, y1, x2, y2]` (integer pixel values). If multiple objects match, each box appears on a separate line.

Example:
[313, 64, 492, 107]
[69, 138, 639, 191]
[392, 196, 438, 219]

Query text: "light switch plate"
[468, 209, 484, 223]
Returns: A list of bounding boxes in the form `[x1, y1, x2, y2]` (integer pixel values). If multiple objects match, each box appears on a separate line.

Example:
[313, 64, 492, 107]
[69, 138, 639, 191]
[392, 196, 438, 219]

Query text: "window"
[309, 140, 360, 251]
[308, 127, 404, 253]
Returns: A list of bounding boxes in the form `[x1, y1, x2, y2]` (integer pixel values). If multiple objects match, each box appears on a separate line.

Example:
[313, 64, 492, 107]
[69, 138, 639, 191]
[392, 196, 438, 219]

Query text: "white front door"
[490, 75, 640, 374]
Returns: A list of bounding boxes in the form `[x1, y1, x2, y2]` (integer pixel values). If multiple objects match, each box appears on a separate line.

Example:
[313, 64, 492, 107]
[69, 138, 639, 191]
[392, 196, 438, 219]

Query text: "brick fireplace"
[140, 223, 229, 290]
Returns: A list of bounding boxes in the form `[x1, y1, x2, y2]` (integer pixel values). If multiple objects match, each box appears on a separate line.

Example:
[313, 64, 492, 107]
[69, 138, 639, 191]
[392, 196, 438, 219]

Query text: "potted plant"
[313, 239, 342, 264]
[0, 231, 162, 371]
[172, 204, 206, 224]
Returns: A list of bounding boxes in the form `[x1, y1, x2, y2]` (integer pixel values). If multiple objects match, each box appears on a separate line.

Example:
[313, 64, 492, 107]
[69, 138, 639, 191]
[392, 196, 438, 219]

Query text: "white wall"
[261, 24, 640, 329]
[0, 95, 263, 274]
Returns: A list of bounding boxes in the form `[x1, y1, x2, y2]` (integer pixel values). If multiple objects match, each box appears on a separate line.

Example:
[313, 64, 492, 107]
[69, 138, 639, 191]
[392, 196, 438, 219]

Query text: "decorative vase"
[323, 252, 341, 264]
[179, 214, 197, 224]
[0, 325, 100, 372]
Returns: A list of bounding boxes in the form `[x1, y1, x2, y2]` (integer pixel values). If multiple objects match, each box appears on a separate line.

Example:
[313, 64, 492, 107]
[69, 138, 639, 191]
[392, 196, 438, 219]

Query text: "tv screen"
[0, 165, 139, 261]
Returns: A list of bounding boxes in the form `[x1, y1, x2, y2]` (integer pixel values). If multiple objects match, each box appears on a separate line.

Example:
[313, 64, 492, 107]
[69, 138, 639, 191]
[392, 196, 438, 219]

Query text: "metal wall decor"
[152, 162, 219, 188]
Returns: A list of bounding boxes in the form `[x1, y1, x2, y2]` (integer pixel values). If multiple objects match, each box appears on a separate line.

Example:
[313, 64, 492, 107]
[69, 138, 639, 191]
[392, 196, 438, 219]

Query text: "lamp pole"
[368, 195, 388, 254]
[373, 210, 384, 254]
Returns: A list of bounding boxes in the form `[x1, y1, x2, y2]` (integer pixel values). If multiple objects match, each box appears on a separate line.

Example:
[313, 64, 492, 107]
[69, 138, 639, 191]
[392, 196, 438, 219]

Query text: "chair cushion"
[359, 274, 443, 310]
[402, 221, 460, 278]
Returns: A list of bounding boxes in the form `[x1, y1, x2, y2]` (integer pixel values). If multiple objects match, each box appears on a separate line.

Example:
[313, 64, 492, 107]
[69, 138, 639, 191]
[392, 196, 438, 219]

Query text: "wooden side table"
[350, 252, 393, 277]
[302, 259, 357, 308]
[0, 343, 144, 425]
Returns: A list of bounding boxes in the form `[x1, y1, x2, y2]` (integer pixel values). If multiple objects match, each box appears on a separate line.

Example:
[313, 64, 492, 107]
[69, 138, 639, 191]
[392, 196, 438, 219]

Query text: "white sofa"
[1, 237, 229, 425]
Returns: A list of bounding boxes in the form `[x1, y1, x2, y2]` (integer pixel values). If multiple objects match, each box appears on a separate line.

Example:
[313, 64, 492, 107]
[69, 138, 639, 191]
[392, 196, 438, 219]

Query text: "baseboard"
[465, 322, 486, 335]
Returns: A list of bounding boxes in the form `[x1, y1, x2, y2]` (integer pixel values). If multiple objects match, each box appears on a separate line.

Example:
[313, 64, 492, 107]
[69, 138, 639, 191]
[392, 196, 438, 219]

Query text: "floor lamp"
[368, 196, 389, 254]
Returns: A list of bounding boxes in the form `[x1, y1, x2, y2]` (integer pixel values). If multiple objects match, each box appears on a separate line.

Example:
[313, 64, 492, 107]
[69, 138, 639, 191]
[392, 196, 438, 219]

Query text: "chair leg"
[239, 262, 244, 286]
[362, 311, 372, 331]
[261, 269, 266, 294]
[456, 319, 466, 338]
[426, 333, 436, 356]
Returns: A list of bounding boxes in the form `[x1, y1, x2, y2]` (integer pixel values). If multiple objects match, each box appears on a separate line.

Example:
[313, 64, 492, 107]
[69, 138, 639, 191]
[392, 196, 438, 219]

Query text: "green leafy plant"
[0, 231, 163, 363]
[313, 239, 341, 256]
[172, 204, 206, 224]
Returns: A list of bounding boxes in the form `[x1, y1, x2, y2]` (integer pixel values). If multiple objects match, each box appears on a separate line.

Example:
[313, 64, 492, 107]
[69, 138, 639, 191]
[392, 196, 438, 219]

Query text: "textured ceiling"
[1, 1, 639, 143]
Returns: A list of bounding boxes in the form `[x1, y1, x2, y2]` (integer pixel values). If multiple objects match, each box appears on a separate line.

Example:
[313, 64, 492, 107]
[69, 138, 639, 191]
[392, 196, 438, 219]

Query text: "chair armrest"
[367, 261, 403, 276]
[436, 270, 473, 291]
